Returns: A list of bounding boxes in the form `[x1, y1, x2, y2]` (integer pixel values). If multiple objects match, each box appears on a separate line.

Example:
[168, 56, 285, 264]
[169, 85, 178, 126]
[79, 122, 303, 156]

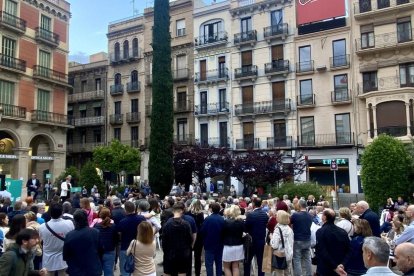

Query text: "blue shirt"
[116, 214, 146, 250]
[395, 221, 414, 246]
[201, 214, 225, 251]
[291, 211, 312, 241]
[363, 266, 397, 275]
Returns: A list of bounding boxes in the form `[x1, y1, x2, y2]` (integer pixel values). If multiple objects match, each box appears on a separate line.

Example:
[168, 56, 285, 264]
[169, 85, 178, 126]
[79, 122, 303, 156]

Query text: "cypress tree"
[148, 0, 174, 196]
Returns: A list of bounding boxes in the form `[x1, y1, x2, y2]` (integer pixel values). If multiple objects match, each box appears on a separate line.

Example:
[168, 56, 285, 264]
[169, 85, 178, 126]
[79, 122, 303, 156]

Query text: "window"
[39, 50, 51, 77]
[132, 38, 139, 57]
[123, 40, 129, 59]
[37, 89, 50, 121]
[362, 71, 377, 92]
[241, 50, 253, 76]
[95, 78, 101, 90]
[176, 19, 186, 36]
[219, 89, 227, 111]
[360, 25, 375, 49]
[81, 80, 87, 92]
[0, 79, 14, 105]
[333, 74, 348, 101]
[397, 18, 412, 43]
[377, 0, 390, 9]
[40, 14, 51, 31]
[131, 126, 139, 142]
[400, 63, 414, 87]
[177, 91, 187, 110]
[94, 106, 101, 116]
[241, 17, 252, 33]
[1, 36, 16, 68]
[200, 124, 208, 147]
[299, 45, 312, 72]
[131, 70, 138, 84]
[177, 119, 187, 142]
[115, 73, 122, 85]
[114, 42, 120, 61]
[300, 117, 315, 146]
[332, 39, 347, 67]
[359, 0, 372, 12]
[219, 122, 228, 147]
[131, 99, 138, 113]
[176, 55, 187, 78]
[199, 59, 207, 81]
[93, 130, 102, 143]
[218, 56, 226, 78]
[274, 120, 287, 146]
[5, 0, 17, 16]
[201, 21, 222, 44]
[243, 122, 254, 148]
[242, 86, 254, 113]
[200, 91, 207, 114]
[271, 9, 283, 26]
[114, 101, 121, 115]
[335, 113, 351, 144]
[114, 128, 121, 140]
[299, 79, 313, 105]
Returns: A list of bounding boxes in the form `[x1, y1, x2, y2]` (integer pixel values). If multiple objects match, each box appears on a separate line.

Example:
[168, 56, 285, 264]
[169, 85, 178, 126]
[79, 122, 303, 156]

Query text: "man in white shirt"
[60, 175, 71, 202]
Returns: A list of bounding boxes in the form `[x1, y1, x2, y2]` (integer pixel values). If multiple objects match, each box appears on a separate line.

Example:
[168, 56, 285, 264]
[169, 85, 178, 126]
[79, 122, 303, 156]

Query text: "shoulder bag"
[124, 240, 136, 273]
[272, 227, 288, 270]
[45, 222, 65, 241]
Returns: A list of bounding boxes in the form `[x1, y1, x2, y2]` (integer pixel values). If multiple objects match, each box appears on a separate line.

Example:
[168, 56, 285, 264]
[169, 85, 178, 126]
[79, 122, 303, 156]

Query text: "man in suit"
[244, 197, 268, 276]
[362, 237, 396, 275]
[315, 209, 350, 276]
[26, 173, 41, 200]
[355, 201, 380, 237]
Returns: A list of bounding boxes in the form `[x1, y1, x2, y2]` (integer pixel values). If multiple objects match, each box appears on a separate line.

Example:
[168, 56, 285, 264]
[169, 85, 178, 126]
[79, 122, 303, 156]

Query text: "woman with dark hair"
[4, 214, 26, 251]
[63, 209, 102, 276]
[94, 207, 118, 276]
[0, 213, 9, 236]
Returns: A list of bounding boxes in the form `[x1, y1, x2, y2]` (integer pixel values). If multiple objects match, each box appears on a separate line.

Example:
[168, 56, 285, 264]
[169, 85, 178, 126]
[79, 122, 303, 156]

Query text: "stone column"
[366, 107, 371, 138]
[406, 102, 411, 136]
[372, 106, 378, 137]
[14, 147, 30, 199]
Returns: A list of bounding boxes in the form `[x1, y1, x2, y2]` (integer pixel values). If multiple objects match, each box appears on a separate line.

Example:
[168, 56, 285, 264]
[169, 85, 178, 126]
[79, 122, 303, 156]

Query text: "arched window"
[115, 73, 122, 85]
[114, 42, 120, 61]
[123, 40, 129, 59]
[376, 101, 407, 137]
[132, 38, 139, 57]
[131, 70, 138, 83]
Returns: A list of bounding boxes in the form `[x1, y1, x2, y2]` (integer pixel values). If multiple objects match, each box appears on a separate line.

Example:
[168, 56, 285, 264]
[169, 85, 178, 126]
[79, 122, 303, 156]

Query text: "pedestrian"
[63, 209, 102, 276]
[187, 199, 205, 276]
[127, 221, 156, 276]
[0, 212, 9, 241]
[360, 237, 396, 275]
[111, 198, 126, 225]
[395, 242, 414, 275]
[395, 205, 414, 245]
[3, 214, 26, 252]
[80, 197, 95, 227]
[336, 207, 354, 238]
[7, 200, 26, 223]
[60, 175, 71, 202]
[354, 201, 380, 237]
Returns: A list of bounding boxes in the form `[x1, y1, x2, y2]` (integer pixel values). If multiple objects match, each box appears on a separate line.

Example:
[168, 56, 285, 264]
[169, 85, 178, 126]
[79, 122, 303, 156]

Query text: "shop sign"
[31, 156, 54, 161]
[323, 159, 347, 165]
[0, 154, 18, 159]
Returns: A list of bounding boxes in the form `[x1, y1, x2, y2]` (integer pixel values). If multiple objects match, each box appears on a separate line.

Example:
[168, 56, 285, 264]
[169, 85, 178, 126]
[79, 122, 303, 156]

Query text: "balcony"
[173, 68, 190, 81]
[110, 84, 124, 96]
[174, 100, 192, 113]
[297, 94, 316, 108]
[109, 114, 123, 125]
[31, 110, 72, 126]
[354, 0, 414, 20]
[0, 103, 26, 120]
[126, 81, 141, 93]
[126, 112, 141, 124]
[68, 90, 104, 103]
[0, 53, 26, 73]
[194, 102, 230, 116]
[266, 136, 293, 148]
[35, 27, 59, 48]
[146, 74, 152, 86]
[264, 60, 290, 77]
[235, 138, 260, 150]
[296, 61, 314, 74]
[195, 31, 228, 49]
[110, 48, 143, 65]
[195, 137, 230, 148]
[329, 55, 350, 70]
[234, 99, 291, 116]
[331, 89, 352, 104]
[194, 68, 229, 85]
[355, 30, 414, 55]
[33, 66, 68, 87]
[234, 65, 258, 81]
[357, 76, 413, 96]
[67, 142, 105, 153]
[234, 30, 257, 47]
[263, 23, 288, 42]
[0, 11, 26, 34]
[174, 134, 195, 145]
[298, 132, 354, 147]
[72, 116, 105, 127]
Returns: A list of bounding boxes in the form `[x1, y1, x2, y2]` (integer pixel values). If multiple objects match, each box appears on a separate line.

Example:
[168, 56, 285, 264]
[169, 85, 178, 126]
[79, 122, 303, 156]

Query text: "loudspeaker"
[0, 174, 5, 191]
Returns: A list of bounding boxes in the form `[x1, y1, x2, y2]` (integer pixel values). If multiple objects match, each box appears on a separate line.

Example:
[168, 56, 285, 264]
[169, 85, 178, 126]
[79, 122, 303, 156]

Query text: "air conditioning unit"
[316, 65, 327, 72]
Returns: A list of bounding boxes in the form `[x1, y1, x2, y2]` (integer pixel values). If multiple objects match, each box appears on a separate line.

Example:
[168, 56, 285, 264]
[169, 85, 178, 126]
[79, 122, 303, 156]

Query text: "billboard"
[297, 0, 345, 25]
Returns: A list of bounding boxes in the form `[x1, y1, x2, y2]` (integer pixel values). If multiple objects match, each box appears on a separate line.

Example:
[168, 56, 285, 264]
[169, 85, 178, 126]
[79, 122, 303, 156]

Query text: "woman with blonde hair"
[80, 197, 94, 226]
[336, 207, 354, 238]
[127, 221, 156, 276]
[222, 205, 244, 276]
[270, 210, 294, 276]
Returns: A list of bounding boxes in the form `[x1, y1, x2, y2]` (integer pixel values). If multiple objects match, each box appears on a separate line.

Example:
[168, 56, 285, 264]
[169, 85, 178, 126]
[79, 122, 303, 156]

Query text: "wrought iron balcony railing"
[195, 68, 229, 83]
[234, 30, 257, 45]
[264, 60, 289, 75]
[263, 23, 288, 38]
[298, 132, 354, 147]
[195, 137, 230, 148]
[126, 81, 141, 93]
[235, 138, 260, 150]
[110, 84, 124, 96]
[0, 103, 26, 119]
[174, 100, 192, 113]
[72, 116, 105, 127]
[234, 65, 258, 79]
[0, 53, 26, 72]
[109, 114, 124, 125]
[266, 136, 293, 148]
[68, 90, 104, 102]
[234, 99, 291, 116]
[31, 110, 72, 125]
[173, 68, 190, 80]
[126, 112, 141, 123]
[297, 94, 316, 107]
[0, 11, 26, 33]
[296, 61, 314, 73]
[35, 27, 59, 47]
[330, 54, 350, 69]
[33, 65, 67, 83]
[110, 47, 143, 63]
[194, 102, 230, 115]
[195, 31, 228, 47]
[174, 134, 195, 145]
[331, 89, 351, 103]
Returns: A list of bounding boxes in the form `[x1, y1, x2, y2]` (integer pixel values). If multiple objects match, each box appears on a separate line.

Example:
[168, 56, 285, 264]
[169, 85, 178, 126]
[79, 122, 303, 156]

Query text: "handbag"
[124, 240, 136, 273]
[272, 227, 288, 270]
[262, 243, 273, 273]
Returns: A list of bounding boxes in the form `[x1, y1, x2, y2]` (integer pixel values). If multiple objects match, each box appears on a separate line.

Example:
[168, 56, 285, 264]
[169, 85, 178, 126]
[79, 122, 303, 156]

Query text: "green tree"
[80, 161, 104, 195]
[55, 166, 80, 187]
[148, 0, 174, 197]
[93, 140, 141, 184]
[361, 135, 413, 212]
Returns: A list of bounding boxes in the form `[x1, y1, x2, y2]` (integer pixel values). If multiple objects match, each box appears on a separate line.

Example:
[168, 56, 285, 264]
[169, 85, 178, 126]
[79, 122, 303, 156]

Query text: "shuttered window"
[37, 89, 50, 111]
[39, 50, 51, 68]
[41, 15, 51, 31]
[0, 80, 15, 104]
[241, 51, 252, 66]
[5, 0, 17, 15]
[2, 37, 16, 57]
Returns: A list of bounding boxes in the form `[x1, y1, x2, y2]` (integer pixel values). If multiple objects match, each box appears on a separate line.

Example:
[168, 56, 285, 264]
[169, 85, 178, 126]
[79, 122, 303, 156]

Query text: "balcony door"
[219, 122, 228, 147]
[37, 89, 50, 120]
[2, 37, 16, 67]
[299, 45, 311, 71]
[131, 126, 139, 145]
[274, 120, 286, 146]
[39, 50, 51, 77]
[335, 113, 351, 144]
[299, 79, 313, 104]
[333, 39, 346, 67]
[334, 74, 348, 101]
[241, 50, 252, 75]
[200, 91, 207, 114]
[114, 101, 121, 115]
[272, 81, 285, 110]
[241, 17, 252, 34]
[199, 60, 206, 81]
[242, 86, 253, 114]
[243, 122, 254, 148]
[271, 45, 283, 62]
[40, 14, 51, 31]
[301, 117, 315, 146]
[123, 40, 129, 59]
[177, 119, 187, 142]
[271, 9, 283, 26]
[176, 55, 187, 78]
[219, 89, 227, 111]
[203, 21, 221, 43]
[177, 91, 187, 111]
[0, 80, 14, 106]
[218, 56, 226, 78]
[131, 99, 138, 113]
[200, 124, 208, 147]
[5, 0, 17, 16]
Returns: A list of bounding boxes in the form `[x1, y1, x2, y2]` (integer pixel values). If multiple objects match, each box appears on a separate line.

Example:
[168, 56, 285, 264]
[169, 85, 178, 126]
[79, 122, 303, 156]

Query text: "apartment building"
[294, 0, 359, 193]
[66, 53, 108, 169]
[352, 0, 414, 145]
[0, 0, 71, 187]
[142, 0, 194, 179]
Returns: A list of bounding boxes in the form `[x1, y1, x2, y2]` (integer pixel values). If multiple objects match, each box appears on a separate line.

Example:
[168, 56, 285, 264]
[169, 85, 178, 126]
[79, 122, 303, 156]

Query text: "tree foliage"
[148, 0, 174, 197]
[80, 161, 104, 195]
[55, 166, 80, 187]
[93, 140, 140, 184]
[272, 182, 324, 200]
[361, 135, 413, 212]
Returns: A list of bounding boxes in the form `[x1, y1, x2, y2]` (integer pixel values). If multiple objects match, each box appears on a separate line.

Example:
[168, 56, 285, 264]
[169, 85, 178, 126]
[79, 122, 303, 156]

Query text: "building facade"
[0, 0, 71, 190]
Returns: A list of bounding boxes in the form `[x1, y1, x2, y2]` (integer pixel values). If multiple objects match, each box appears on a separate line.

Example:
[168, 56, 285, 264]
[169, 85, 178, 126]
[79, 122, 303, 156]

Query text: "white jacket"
[270, 224, 294, 261]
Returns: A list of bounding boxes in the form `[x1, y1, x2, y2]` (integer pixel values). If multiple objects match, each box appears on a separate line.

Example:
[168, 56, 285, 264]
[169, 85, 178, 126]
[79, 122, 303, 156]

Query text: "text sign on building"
[0, 154, 18, 159]
[31, 156, 54, 161]
[296, 0, 345, 25]
[323, 159, 347, 165]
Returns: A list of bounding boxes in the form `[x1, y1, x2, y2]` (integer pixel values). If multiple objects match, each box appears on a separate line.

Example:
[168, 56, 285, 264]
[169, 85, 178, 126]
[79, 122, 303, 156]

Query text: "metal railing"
[195, 31, 228, 47]
[234, 99, 291, 116]
[31, 110, 71, 125]
[296, 61, 314, 73]
[266, 136, 293, 148]
[263, 23, 288, 38]
[109, 114, 124, 125]
[0, 53, 26, 72]
[110, 84, 124, 95]
[126, 112, 141, 123]
[110, 47, 143, 63]
[356, 76, 411, 94]
[173, 68, 189, 80]
[356, 29, 414, 52]
[127, 81, 141, 93]
[234, 65, 258, 79]
[72, 116, 104, 127]
[0, 11, 26, 32]
[236, 138, 260, 149]
[195, 137, 230, 148]
[234, 30, 257, 45]
[330, 54, 350, 68]
[194, 102, 230, 115]
[265, 60, 290, 74]
[297, 94, 315, 106]
[298, 132, 354, 147]
[67, 142, 105, 152]
[174, 134, 195, 145]
[331, 89, 351, 103]
[68, 90, 104, 102]
[35, 27, 59, 46]
[195, 68, 229, 83]
[174, 100, 192, 113]
[354, 0, 413, 14]
[33, 65, 67, 83]
[377, 126, 408, 137]
[0, 103, 26, 119]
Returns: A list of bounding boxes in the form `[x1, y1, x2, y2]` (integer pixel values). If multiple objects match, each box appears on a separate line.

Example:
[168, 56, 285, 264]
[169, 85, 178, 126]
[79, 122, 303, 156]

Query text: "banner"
[297, 0, 345, 25]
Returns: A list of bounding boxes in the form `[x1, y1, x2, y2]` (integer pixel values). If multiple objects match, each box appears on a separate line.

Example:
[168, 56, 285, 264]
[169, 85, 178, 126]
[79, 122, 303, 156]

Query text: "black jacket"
[245, 208, 268, 245]
[360, 209, 380, 237]
[223, 219, 244, 246]
[315, 222, 350, 276]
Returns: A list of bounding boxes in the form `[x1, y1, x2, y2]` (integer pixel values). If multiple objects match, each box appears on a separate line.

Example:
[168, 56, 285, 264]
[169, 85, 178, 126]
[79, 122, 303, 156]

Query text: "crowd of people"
[0, 184, 414, 276]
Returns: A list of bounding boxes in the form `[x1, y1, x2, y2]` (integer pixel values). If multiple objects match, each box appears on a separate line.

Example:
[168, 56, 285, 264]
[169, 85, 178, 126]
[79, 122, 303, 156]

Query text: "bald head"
[322, 208, 336, 224]
[395, 243, 414, 273]
[356, 201, 369, 215]
[406, 205, 414, 220]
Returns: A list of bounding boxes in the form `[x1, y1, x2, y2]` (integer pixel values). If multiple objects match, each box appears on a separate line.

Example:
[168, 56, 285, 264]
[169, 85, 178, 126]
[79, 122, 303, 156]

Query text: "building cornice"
[22, 0, 70, 21]
[229, 0, 292, 18]
[107, 25, 144, 39]
[194, 2, 230, 18]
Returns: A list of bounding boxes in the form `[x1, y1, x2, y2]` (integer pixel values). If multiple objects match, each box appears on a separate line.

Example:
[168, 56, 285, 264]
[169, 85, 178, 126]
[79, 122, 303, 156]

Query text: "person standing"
[187, 199, 205, 276]
[395, 205, 414, 245]
[201, 202, 225, 276]
[60, 176, 71, 202]
[355, 201, 380, 237]
[361, 237, 396, 275]
[26, 174, 41, 200]
[290, 199, 313, 276]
